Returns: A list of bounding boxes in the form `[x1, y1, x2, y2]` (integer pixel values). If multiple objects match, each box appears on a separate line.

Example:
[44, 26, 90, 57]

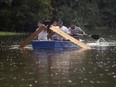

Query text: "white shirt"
[52, 26, 70, 40]
[38, 30, 48, 40]
[58, 26, 70, 34]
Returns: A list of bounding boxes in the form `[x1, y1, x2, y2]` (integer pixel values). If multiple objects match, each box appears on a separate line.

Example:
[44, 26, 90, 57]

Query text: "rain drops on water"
[78, 77, 82, 79]
[68, 80, 72, 83]
[1, 37, 116, 87]
[105, 69, 109, 71]
[97, 81, 100, 83]
[107, 57, 110, 60]
[35, 80, 38, 83]
[29, 84, 33, 87]
[107, 61, 110, 64]
[50, 67, 54, 69]
[55, 73, 58, 75]
[84, 78, 87, 81]
[36, 61, 40, 64]
[80, 80, 84, 83]
[13, 77, 17, 80]
[90, 80, 95, 84]
[21, 78, 25, 81]
[113, 75, 116, 78]
[20, 63, 23, 65]
[112, 64, 116, 68]
[51, 74, 53, 77]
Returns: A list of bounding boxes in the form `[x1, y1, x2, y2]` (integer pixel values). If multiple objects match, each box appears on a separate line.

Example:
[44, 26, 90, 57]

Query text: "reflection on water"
[0, 36, 116, 87]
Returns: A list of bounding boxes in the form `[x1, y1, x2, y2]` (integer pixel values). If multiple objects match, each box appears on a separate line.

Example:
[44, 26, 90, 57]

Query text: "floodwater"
[0, 35, 116, 87]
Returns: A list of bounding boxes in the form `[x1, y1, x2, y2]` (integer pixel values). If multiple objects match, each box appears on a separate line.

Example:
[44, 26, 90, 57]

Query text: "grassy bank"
[0, 32, 25, 36]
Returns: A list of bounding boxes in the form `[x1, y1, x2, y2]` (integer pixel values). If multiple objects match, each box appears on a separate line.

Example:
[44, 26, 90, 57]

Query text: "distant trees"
[0, 0, 116, 32]
[0, 0, 52, 32]
[97, 0, 116, 28]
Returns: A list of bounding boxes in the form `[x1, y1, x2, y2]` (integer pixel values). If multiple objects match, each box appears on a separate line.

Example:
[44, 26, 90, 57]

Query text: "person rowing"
[68, 21, 86, 41]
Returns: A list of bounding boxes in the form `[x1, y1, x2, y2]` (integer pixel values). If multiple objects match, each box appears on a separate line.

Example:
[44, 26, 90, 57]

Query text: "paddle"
[90, 34, 100, 40]
[50, 26, 91, 49]
[18, 25, 46, 49]
[84, 34, 100, 40]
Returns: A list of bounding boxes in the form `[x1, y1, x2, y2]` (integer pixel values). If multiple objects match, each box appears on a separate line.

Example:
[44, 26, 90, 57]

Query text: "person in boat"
[52, 20, 70, 40]
[36, 21, 48, 40]
[68, 21, 86, 40]
[47, 20, 58, 40]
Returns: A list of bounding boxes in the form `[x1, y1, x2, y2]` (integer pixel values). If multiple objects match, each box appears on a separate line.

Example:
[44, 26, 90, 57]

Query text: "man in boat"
[68, 21, 86, 40]
[52, 20, 70, 40]
[47, 20, 58, 40]
[36, 21, 48, 40]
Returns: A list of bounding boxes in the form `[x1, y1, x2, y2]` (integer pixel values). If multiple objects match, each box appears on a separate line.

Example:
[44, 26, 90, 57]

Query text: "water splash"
[95, 38, 109, 46]
[87, 38, 109, 47]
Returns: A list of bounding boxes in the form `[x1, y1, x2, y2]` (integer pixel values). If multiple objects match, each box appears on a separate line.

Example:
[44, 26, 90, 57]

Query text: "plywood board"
[19, 26, 46, 48]
[50, 26, 91, 49]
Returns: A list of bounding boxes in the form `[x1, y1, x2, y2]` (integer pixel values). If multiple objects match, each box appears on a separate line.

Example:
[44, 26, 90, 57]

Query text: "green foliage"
[0, 0, 52, 32]
[0, 0, 116, 32]
[0, 31, 23, 36]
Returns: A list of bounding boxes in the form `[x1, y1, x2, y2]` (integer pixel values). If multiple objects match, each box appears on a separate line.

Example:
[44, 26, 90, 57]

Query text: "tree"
[0, 0, 116, 32]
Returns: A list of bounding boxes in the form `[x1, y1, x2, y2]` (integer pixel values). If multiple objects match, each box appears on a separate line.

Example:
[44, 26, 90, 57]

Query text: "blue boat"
[30, 40, 80, 49]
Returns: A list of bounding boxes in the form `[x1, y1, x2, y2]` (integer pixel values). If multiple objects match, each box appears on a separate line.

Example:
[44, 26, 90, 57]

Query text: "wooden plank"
[18, 25, 46, 48]
[50, 26, 91, 49]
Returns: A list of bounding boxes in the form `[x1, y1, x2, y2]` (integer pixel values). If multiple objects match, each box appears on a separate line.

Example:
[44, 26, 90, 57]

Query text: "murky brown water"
[0, 36, 116, 87]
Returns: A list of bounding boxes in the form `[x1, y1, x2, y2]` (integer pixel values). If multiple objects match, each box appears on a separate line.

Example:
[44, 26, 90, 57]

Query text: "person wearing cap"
[36, 21, 48, 40]
[68, 21, 86, 40]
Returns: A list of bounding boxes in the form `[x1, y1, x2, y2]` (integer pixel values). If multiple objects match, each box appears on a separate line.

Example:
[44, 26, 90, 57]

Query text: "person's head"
[58, 21, 63, 27]
[53, 20, 58, 26]
[70, 21, 76, 29]
[37, 21, 43, 28]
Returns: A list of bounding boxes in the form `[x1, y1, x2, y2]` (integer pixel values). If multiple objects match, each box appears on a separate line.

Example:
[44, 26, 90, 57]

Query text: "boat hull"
[30, 40, 79, 49]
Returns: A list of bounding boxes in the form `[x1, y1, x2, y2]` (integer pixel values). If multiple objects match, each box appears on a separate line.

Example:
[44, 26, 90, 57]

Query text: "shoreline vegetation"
[0, 26, 109, 36]
[0, 32, 26, 36]
[0, 1, 115, 32]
